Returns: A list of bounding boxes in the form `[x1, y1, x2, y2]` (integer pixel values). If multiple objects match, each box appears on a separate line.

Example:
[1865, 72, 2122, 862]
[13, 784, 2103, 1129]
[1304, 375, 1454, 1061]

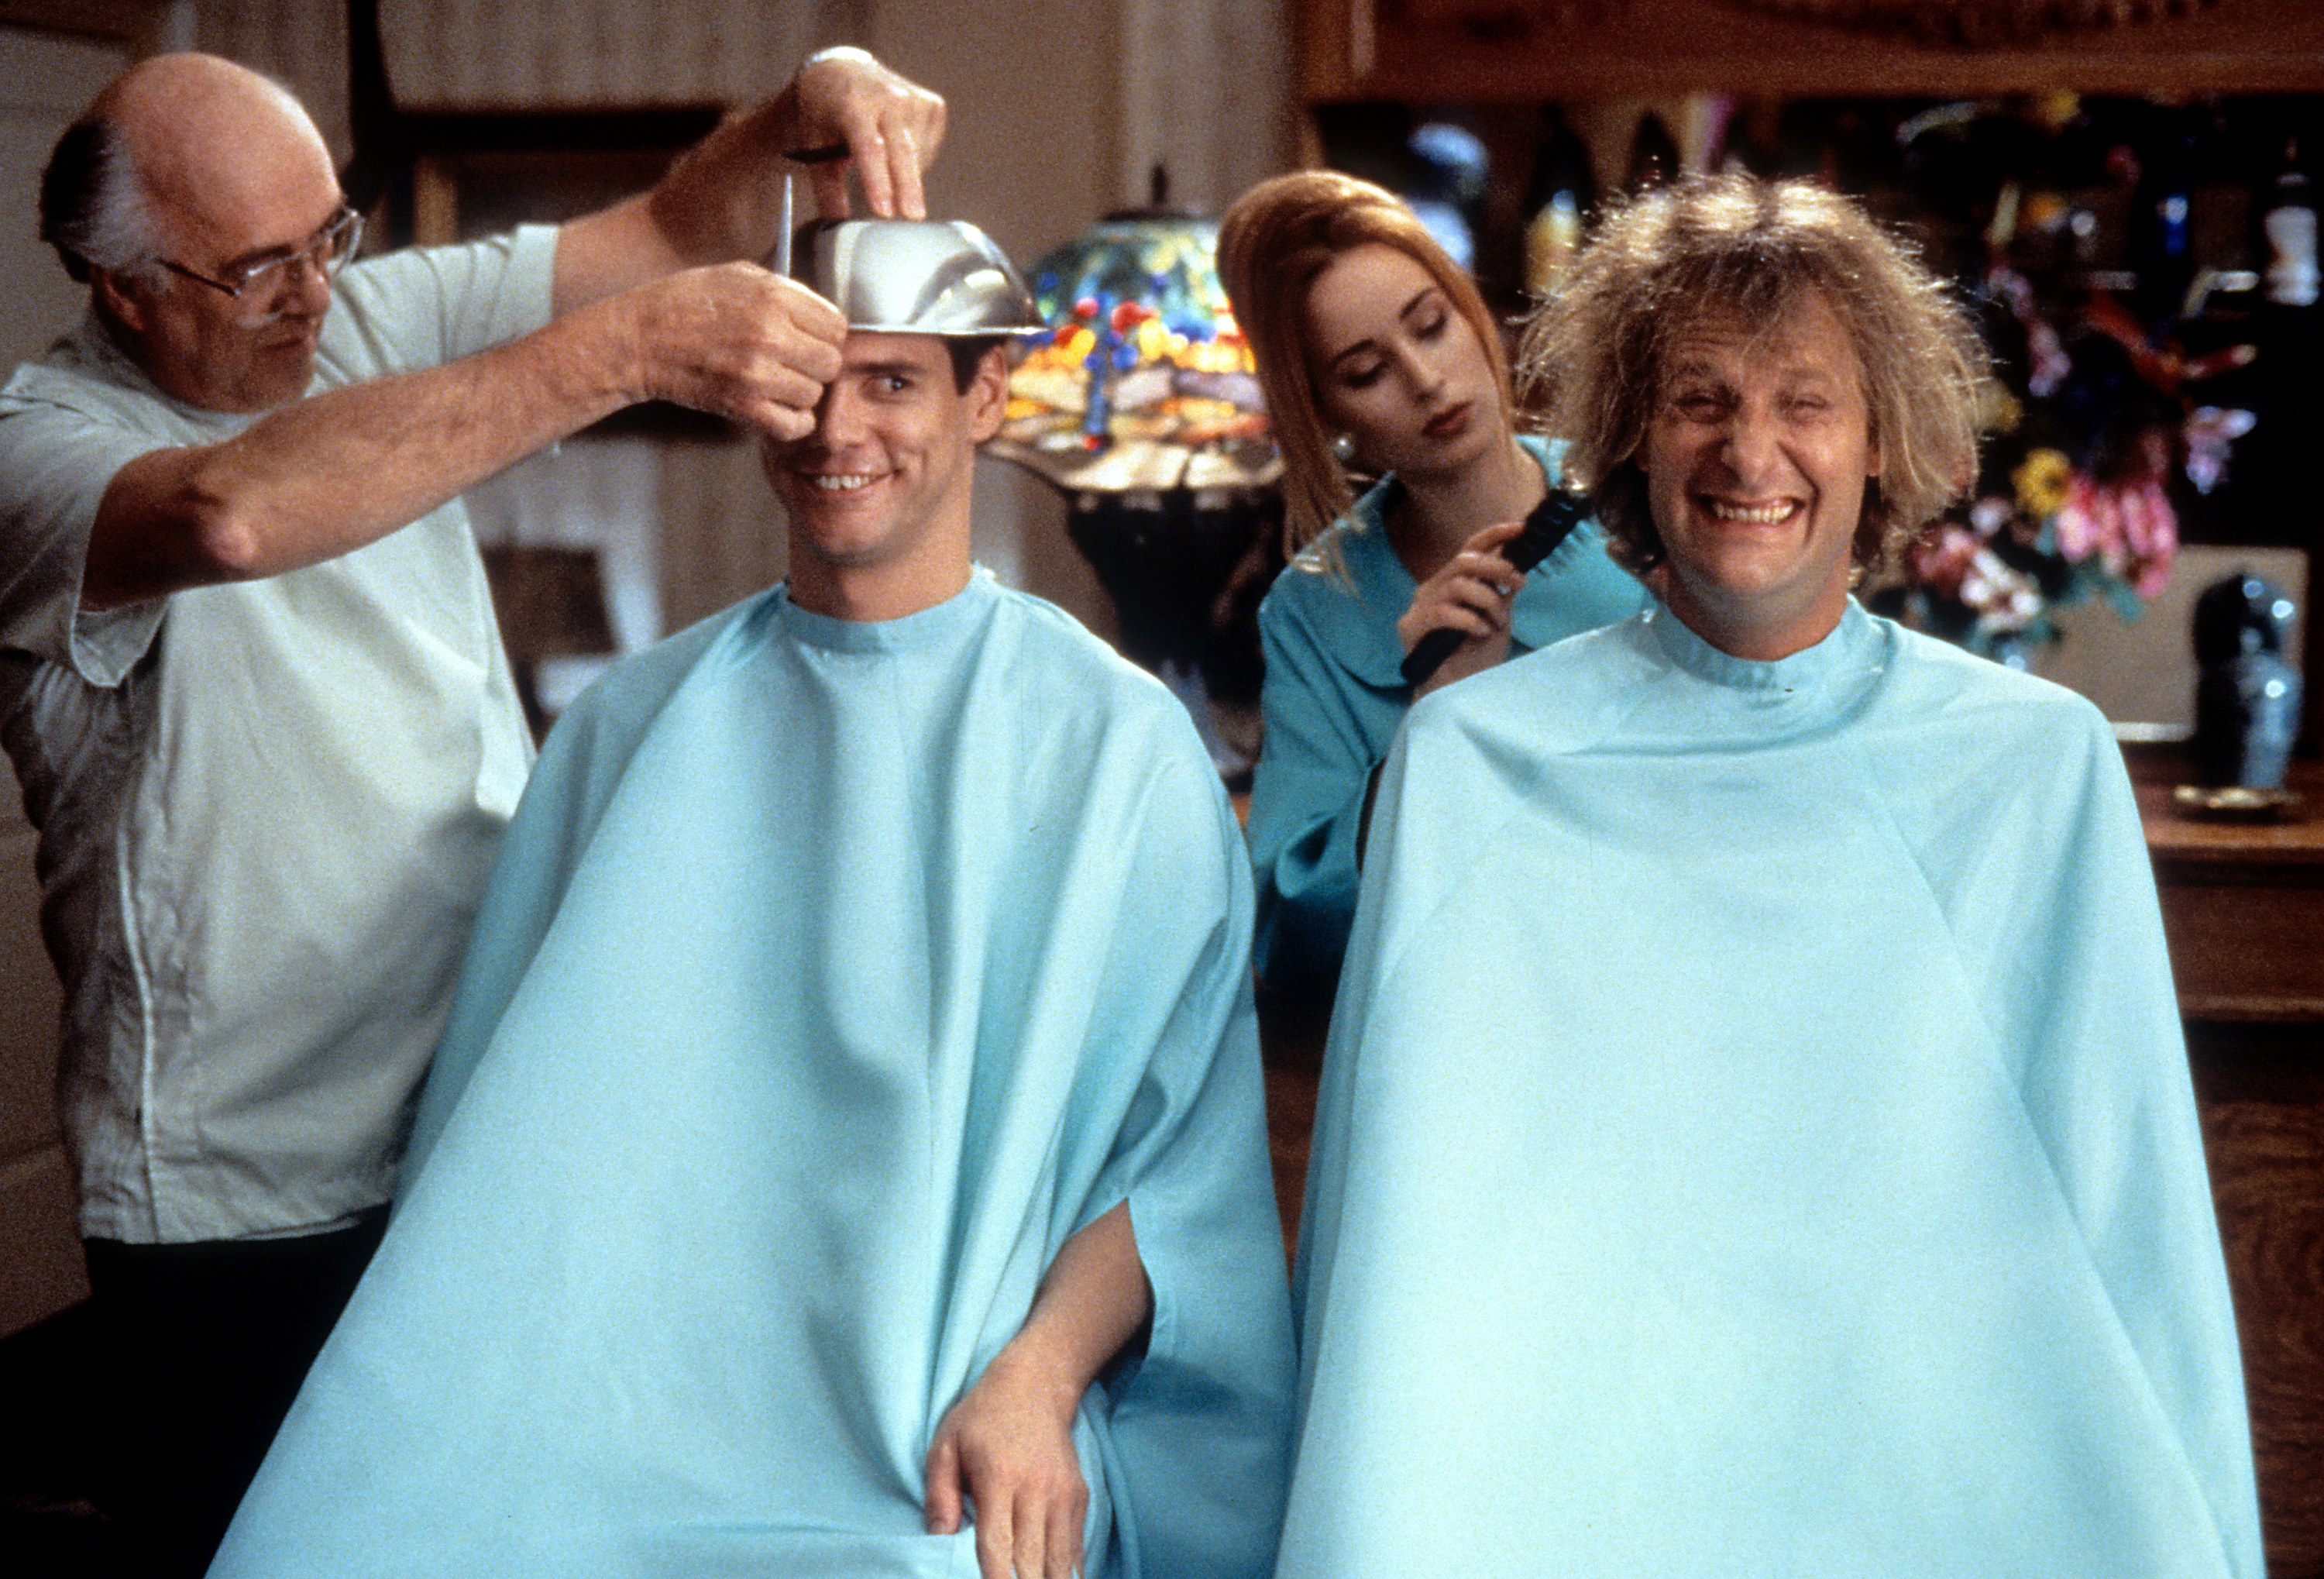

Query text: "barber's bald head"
[95, 54, 335, 276]
[46, 53, 346, 413]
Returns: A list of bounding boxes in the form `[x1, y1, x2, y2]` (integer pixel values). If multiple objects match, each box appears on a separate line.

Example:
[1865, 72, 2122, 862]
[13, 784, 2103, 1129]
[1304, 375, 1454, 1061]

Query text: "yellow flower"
[2013, 449, 2073, 519]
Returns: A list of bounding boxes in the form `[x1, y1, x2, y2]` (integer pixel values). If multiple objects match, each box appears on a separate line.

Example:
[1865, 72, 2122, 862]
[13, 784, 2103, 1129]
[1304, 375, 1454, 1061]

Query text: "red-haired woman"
[1217, 170, 1646, 1003]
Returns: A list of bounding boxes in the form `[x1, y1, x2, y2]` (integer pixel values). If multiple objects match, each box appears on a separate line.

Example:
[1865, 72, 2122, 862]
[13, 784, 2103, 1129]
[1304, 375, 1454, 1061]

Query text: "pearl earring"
[1329, 432, 1359, 466]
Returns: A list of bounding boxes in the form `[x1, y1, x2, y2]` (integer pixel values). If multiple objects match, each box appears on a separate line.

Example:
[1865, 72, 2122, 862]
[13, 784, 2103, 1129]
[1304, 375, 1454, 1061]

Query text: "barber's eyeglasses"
[157, 205, 364, 319]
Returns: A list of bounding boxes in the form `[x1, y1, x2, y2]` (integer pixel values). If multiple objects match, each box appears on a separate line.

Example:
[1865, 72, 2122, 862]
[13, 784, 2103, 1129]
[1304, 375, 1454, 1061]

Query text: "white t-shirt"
[0, 225, 555, 1242]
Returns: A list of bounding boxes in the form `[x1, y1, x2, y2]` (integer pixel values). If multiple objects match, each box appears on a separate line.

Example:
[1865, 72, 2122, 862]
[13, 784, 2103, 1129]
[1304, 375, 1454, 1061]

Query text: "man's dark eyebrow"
[1325, 285, 1441, 373]
[847, 359, 930, 380]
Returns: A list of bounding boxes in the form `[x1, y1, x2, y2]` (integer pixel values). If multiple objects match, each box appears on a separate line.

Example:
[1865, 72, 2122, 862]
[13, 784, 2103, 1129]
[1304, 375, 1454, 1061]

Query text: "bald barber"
[0, 46, 941, 1574]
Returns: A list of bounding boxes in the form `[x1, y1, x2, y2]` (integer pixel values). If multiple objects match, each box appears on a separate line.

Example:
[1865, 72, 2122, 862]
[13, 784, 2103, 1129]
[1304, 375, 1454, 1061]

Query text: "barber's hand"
[620, 263, 845, 440]
[791, 47, 947, 220]
[1398, 518, 1528, 699]
[924, 1347, 1089, 1579]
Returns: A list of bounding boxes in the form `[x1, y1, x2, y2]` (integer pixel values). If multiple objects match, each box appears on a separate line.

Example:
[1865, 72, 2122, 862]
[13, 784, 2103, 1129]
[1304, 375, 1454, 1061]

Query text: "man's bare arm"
[84, 267, 844, 608]
[923, 1202, 1150, 1579]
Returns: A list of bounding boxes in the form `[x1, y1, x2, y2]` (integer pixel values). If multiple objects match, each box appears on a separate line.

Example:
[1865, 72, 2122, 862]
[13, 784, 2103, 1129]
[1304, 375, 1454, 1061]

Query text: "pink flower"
[2053, 476, 2109, 565]
[2052, 474, 2176, 597]
[2118, 479, 2178, 598]
[2183, 406, 2254, 496]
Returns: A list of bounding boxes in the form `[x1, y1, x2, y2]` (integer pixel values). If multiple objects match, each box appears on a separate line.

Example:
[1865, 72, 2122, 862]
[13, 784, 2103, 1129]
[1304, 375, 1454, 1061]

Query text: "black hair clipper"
[1398, 487, 1589, 688]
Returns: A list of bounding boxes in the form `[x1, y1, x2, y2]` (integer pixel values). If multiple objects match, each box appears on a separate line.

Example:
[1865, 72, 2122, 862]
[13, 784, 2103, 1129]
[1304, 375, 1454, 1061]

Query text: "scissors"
[772, 143, 850, 277]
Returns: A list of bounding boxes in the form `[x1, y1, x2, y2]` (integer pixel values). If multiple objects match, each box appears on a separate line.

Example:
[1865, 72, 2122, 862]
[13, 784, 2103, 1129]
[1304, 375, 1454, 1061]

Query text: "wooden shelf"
[1300, 0, 2324, 102]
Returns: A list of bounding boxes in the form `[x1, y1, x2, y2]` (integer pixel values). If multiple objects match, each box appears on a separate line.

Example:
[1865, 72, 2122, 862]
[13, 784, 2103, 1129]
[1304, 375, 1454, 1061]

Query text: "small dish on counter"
[2170, 784, 2307, 822]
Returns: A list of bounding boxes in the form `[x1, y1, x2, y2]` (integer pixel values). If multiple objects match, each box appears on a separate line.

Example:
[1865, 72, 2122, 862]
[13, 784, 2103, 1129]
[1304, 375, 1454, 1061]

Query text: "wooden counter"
[2188, 1017, 2324, 1578]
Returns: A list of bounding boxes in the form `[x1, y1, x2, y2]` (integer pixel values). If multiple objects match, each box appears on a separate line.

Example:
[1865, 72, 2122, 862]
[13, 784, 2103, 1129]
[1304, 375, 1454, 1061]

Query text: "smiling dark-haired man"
[761, 329, 1002, 618]
[211, 224, 1294, 1579]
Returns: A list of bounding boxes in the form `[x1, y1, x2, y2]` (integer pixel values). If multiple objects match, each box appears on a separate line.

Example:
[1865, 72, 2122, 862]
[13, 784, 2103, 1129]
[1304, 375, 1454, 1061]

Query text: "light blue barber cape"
[1246, 434, 1648, 999]
[211, 571, 1294, 1579]
[1278, 601, 2262, 1578]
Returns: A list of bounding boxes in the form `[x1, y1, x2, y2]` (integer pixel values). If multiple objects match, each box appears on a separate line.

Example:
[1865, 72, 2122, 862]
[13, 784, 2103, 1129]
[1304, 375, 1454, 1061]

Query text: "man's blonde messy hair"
[1518, 173, 1991, 576]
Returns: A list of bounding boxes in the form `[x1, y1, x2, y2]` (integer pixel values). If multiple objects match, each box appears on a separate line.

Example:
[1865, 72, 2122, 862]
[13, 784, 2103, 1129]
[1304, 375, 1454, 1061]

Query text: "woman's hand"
[925, 1345, 1091, 1579]
[1398, 518, 1528, 698]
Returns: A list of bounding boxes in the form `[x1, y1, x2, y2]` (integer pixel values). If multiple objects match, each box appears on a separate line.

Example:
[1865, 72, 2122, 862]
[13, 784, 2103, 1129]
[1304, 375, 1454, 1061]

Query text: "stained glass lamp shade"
[990, 211, 1280, 494]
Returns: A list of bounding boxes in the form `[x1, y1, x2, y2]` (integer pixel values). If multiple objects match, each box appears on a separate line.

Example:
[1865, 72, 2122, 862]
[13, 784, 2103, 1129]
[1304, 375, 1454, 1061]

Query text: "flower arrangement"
[1898, 433, 2178, 655]
[1882, 258, 2247, 660]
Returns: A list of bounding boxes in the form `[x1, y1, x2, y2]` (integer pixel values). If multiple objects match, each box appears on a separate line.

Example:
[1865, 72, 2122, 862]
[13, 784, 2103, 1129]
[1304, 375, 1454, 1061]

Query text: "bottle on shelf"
[2231, 129, 2322, 545]
[2258, 134, 2318, 311]
[1521, 105, 1597, 300]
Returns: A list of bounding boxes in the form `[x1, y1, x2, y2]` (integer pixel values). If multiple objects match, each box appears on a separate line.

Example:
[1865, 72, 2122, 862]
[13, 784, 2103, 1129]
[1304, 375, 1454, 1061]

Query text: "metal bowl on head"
[789, 219, 1046, 337]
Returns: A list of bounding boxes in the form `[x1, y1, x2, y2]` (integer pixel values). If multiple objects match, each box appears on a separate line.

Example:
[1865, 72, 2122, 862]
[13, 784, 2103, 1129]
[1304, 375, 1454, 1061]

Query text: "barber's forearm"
[86, 256, 844, 610]
[82, 306, 635, 608]
[554, 126, 786, 315]
[645, 94, 803, 266]
[553, 101, 806, 313]
[551, 99, 800, 315]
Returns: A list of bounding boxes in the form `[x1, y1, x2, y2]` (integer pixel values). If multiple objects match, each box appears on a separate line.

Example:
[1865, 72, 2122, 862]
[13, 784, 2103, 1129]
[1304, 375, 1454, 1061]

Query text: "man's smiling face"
[1642, 289, 1881, 660]
[761, 331, 1005, 591]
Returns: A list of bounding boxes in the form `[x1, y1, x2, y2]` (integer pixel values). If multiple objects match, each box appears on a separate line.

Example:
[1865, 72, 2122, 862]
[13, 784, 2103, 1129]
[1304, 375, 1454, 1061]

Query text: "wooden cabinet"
[2147, 765, 2324, 1023]
[2192, 1021, 2324, 1577]
[0, 752, 80, 1341]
